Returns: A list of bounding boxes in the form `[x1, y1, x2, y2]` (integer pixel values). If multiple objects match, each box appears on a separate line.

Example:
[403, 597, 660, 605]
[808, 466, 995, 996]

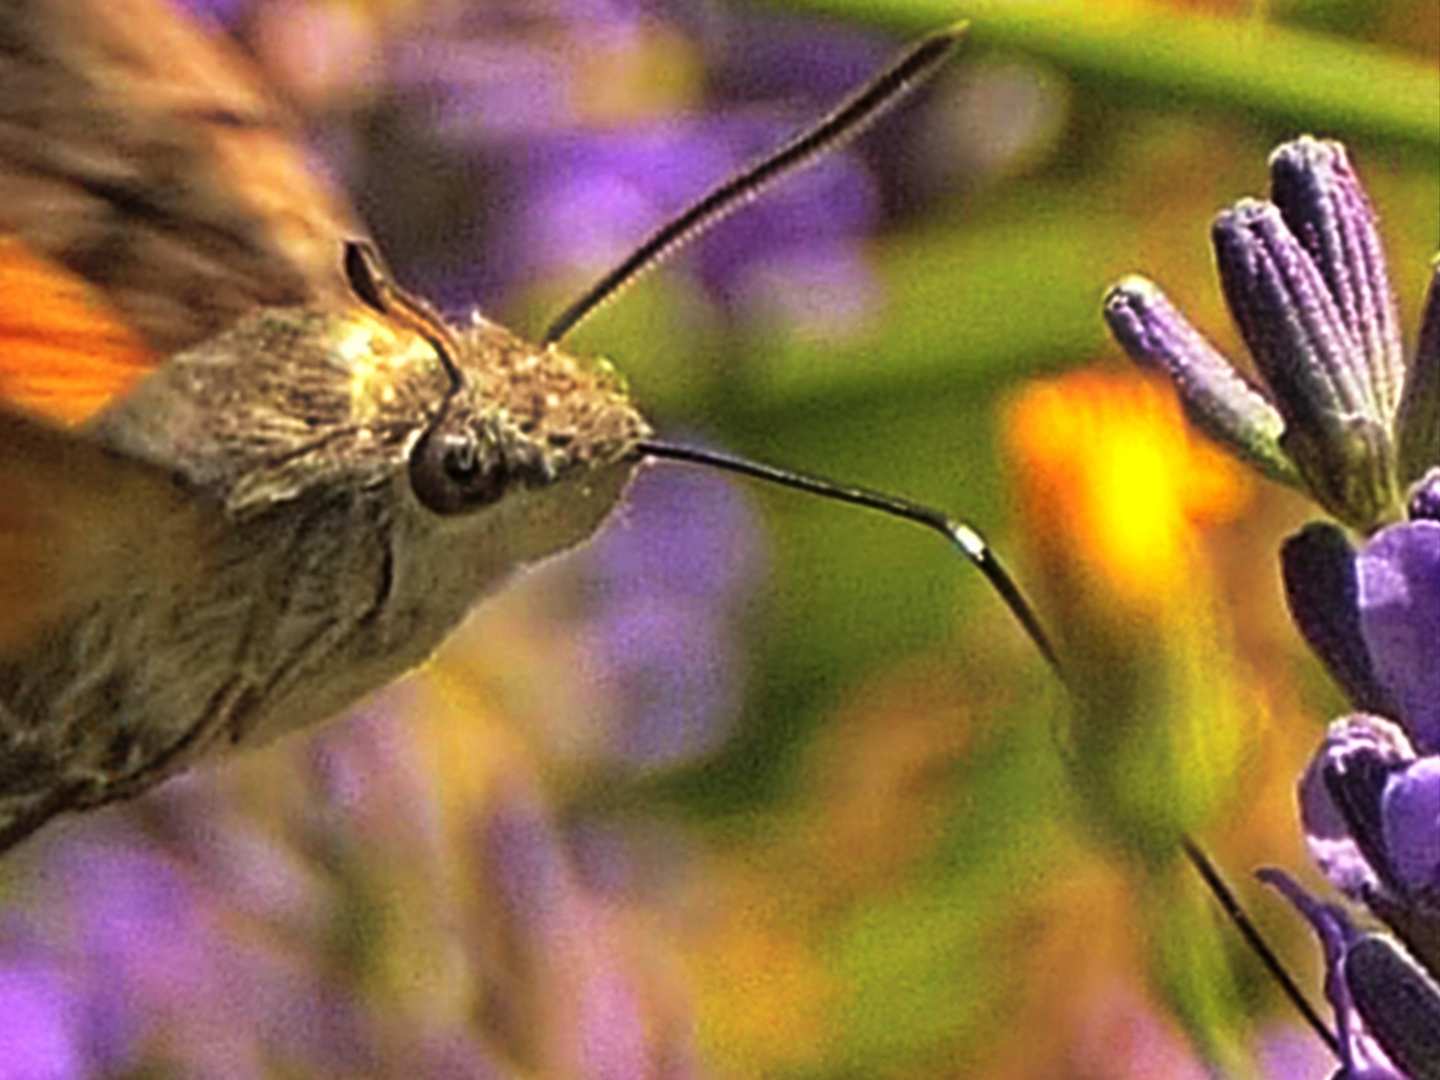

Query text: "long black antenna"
[542, 24, 967, 347]
[1181, 837, 1341, 1057]
[636, 439, 1062, 677]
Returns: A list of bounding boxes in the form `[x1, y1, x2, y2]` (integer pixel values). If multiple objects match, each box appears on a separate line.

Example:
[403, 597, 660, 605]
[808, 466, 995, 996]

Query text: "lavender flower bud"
[1269, 138, 1404, 423]
[1260, 867, 1416, 1080]
[1106, 137, 1431, 533]
[1398, 258, 1440, 481]
[1213, 199, 1400, 529]
[1103, 276, 1297, 485]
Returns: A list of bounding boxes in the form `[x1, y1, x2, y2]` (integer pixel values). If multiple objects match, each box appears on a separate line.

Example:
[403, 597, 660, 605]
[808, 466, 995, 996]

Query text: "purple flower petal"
[1269, 138, 1404, 422]
[1358, 520, 1440, 752]
[1382, 756, 1440, 904]
[1346, 934, 1440, 1080]
[1281, 523, 1396, 716]
[1300, 714, 1413, 904]
[1103, 275, 1296, 485]
[1258, 869, 1409, 1080]
[1398, 257, 1440, 481]
[1407, 468, 1440, 522]
[1298, 715, 1440, 976]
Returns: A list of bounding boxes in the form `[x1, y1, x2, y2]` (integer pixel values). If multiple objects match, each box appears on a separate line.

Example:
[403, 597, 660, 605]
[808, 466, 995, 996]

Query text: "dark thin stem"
[636, 438, 1062, 679]
[543, 24, 967, 346]
[1181, 836, 1341, 1059]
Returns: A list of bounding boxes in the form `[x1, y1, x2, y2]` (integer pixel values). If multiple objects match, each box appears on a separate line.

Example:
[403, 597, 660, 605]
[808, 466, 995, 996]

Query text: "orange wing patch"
[0, 408, 207, 653]
[0, 239, 159, 425]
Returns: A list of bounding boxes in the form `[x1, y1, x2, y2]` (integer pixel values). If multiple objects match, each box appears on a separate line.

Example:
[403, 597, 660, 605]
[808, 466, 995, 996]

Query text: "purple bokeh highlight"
[573, 463, 765, 768]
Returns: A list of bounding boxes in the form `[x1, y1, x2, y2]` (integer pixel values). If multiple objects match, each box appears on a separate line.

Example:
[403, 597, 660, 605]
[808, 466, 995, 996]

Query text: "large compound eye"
[408, 425, 511, 515]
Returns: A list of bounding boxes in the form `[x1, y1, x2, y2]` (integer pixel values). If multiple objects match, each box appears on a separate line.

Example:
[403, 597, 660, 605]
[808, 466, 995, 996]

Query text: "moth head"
[341, 241, 649, 518]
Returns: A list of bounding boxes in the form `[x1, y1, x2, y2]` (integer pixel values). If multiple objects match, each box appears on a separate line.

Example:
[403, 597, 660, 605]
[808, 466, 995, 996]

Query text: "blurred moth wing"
[0, 0, 646, 850]
[0, 0, 360, 366]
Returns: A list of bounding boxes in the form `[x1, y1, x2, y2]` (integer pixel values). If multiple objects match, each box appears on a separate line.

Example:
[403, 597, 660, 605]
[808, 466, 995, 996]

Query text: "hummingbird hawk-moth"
[0, 0, 666, 853]
[0, 0, 1039, 854]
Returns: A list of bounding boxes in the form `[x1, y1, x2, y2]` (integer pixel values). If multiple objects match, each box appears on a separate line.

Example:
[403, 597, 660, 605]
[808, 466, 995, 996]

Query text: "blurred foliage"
[774, 0, 1439, 148]
[2, 0, 1437, 1077]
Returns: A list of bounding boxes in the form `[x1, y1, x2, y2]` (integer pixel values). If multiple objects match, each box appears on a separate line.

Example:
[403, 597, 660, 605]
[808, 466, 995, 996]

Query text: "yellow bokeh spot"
[1004, 368, 1251, 606]
[688, 885, 833, 1070]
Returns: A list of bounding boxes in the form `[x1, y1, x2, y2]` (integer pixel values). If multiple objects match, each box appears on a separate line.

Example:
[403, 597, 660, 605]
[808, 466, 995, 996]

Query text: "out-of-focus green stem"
[768, 0, 1440, 150]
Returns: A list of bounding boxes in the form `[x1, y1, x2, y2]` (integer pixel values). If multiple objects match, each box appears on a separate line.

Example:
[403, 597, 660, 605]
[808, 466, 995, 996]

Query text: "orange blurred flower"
[1003, 366, 1263, 870]
[1005, 367, 1251, 613]
[1002, 365, 1280, 1070]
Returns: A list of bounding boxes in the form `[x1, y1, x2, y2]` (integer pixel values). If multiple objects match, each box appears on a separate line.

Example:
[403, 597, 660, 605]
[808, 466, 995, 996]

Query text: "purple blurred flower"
[0, 711, 708, 1079]
[573, 463, 765, 767]
[1067, 984, 1212, 1080]
[1258, 1022, 1339, 1080]
[2, 822, 388, 1078]
[449, 113, 880, 332]
[362, 4, 888, 335]
[0, 960, 88, 1080]
[471, 789, 701, 1079]
[1105, 138, 1440, 532]
[177, 0, 252, 25]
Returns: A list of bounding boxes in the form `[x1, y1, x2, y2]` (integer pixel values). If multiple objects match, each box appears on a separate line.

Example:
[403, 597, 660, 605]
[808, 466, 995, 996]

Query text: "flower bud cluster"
[1107, 138, 1440, 1079]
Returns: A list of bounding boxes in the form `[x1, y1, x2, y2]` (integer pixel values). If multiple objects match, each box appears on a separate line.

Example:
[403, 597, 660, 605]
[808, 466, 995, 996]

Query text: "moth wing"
[0, 408, 213, 652]
[0, 0, 363, 638]
[0, 0, 363, 425]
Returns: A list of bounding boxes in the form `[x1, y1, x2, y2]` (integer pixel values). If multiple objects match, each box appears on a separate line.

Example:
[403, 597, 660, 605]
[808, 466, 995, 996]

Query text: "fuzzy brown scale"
[0, 299, 648, 850]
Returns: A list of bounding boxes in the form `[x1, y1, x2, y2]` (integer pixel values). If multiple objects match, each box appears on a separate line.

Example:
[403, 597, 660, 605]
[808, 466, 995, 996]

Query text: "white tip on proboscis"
[950, 523, 988, 562]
